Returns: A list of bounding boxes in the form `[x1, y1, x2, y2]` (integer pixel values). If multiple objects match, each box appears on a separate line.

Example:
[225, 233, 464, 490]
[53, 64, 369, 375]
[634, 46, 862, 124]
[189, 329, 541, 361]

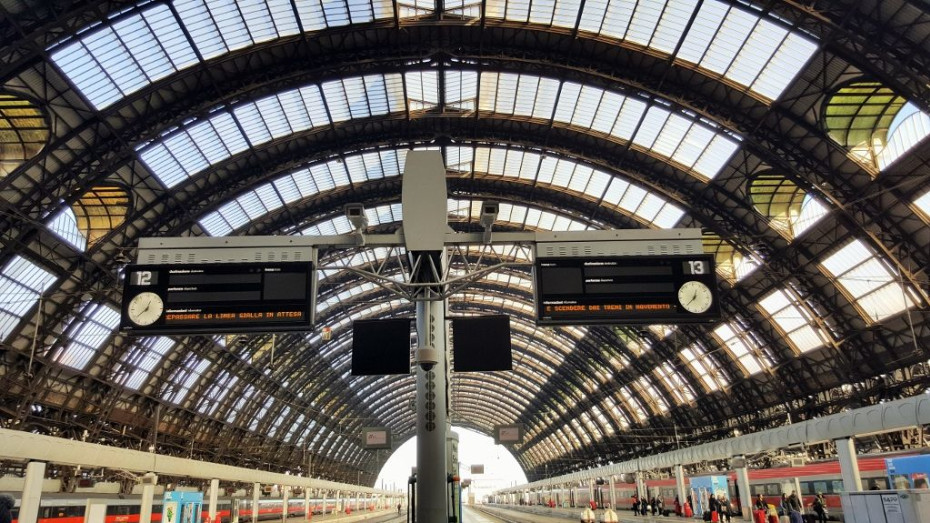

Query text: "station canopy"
[1, 0, 930, 484]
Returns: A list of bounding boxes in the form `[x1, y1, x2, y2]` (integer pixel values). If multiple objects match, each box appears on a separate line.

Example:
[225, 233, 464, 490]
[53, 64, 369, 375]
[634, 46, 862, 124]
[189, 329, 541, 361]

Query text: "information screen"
[534, 254, 719, 325]
[120, 262, 314, 334]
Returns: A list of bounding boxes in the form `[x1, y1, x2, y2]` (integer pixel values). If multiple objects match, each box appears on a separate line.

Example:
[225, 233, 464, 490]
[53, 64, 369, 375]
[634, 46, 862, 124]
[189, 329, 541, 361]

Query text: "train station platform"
[475, 503, 697, 523]
[283, 508, 403, 522]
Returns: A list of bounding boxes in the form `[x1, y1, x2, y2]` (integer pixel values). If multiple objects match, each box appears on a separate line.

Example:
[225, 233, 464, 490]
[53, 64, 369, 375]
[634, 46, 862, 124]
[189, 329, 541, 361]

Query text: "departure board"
[120, 262, 315, 334]
[534, 254, 719, 325]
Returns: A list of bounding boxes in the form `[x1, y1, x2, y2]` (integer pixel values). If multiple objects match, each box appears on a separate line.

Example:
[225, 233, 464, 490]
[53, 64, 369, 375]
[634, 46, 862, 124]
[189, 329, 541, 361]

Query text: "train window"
[830, 480, 844, 493]
[153, 506, 163, 514]
[764, 484, 781, 496]
[810, 481, 828, 495]
[861, 477, 889, 490]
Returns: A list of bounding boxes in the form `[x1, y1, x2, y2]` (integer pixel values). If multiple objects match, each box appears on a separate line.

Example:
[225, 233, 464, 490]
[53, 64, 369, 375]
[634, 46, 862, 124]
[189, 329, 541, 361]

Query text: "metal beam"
[499, 392, 930, 492]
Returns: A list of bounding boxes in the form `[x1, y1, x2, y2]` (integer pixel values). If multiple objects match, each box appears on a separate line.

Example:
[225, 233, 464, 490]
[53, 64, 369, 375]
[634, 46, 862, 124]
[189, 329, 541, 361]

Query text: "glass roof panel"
[465, 0, 814, 100]
[0, 256, 57, 341]
[48, 208, 87, 252]
[200, 145, 682, 234]
[679, 341, 728, 391]
[757, 287, 830, 353]
[123, 337, 176, 390]
[712, 319, 770, 376]
[653, 362, 695, 405]
[55, 303, 121, 370]
[139, 75, 426, 188]
[49, 4, 199, 109]
[914, 189, 930, 222]
[877, 102, 930, 170]
[820, 238, 918, 323]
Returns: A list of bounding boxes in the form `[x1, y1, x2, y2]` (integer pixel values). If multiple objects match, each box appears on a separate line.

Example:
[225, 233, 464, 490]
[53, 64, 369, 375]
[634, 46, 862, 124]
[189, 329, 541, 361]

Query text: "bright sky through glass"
[376, 427, 527, 501]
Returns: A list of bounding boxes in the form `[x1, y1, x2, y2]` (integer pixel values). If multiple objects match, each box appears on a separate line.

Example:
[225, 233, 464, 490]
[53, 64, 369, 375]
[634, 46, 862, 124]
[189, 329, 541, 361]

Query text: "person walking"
[811, 493, 827, 523]
[787, 491, 803, 523]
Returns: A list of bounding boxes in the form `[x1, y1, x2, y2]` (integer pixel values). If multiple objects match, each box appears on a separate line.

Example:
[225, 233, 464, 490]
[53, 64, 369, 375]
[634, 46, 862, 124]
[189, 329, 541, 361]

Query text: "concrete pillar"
[415, 298, 448, 523]
[609, 475, 616, 510]
[333, 490, 340, 514]
[635, 471, 646, 501]
[588, 480, 595, 508]
[734, 460, 751, 521]
[674, 464, 687, 512]
[252, 483, 260, 523]
[208, 479, 219, 523]
[836, 437, 862, 492]
[140, 473, 158, 523]
[281, 486, 288, 523]
[19, 461, 46, 523]
[303, 488, 310, 520]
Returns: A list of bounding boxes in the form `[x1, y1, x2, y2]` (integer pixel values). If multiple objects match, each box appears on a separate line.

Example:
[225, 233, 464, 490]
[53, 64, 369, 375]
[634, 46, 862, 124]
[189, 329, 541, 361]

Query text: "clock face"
[127, 292, 164, 326]
[677, 280, 713, 314]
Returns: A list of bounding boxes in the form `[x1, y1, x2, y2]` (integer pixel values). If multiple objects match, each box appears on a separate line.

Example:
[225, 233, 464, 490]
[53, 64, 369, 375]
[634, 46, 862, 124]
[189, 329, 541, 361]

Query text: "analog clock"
[127, 292, 164, 326]
[677, 280, 713, 314]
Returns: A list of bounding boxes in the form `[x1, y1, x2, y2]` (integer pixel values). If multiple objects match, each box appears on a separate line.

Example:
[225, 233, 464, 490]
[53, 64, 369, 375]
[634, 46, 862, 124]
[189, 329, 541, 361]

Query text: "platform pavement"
[478, 503, 718, 523]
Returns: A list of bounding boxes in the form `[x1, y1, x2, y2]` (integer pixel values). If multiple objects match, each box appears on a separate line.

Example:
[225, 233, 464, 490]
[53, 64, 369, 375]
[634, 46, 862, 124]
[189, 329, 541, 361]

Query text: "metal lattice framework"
[1, 0, 930, 486]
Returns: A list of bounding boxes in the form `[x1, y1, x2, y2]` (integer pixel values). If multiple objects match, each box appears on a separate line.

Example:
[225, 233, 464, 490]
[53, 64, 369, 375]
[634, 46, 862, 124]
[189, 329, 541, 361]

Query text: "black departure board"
[120, 262, 314, 334]
[534, 254, 719, 325]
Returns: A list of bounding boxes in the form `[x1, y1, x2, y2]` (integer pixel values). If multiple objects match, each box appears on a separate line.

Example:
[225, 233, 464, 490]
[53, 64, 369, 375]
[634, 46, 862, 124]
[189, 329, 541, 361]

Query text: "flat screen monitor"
[351, 318, 411, 375]
[451, 315, 512, 372]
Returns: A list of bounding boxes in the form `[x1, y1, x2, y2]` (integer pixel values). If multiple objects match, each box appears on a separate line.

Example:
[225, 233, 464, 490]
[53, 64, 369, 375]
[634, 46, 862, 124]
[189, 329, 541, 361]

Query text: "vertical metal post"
[415, 298, 448, 523]
[252, 483, 260, 523]
[303, 487, 310, 520]
[19, 461, 46, 523]
[836, 437, 862, 492]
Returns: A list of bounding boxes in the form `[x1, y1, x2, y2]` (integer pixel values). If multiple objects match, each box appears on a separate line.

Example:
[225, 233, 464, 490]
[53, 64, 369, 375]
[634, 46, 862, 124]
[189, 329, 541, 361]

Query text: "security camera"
[344, 203, 368, 230]
[479, 201, 499, 229]
[416, 346, 439, 371]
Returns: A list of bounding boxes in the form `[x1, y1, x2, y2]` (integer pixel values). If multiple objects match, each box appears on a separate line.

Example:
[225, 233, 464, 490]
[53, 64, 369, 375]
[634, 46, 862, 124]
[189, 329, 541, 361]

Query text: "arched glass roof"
[4, 0, 930, 486]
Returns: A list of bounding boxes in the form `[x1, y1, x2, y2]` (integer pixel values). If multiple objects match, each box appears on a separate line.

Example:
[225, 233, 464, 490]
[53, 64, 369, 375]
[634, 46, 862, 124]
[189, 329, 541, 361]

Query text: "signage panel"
[120, 262, 315, 334]
[534, 254, 719, 325]
[494, 424, 524, 445]
[362, 427, 392, 449]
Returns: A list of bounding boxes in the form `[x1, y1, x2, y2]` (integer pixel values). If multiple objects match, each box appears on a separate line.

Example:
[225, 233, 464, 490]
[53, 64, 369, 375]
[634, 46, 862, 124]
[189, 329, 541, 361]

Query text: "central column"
[403, 150, 451, 523]
[416, 298, 448, 523]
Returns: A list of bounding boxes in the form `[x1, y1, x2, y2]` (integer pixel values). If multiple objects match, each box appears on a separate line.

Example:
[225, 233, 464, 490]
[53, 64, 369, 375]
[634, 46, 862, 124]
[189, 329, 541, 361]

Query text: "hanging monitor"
[451, 315, 512, 372]
[351, 318, 412, 375]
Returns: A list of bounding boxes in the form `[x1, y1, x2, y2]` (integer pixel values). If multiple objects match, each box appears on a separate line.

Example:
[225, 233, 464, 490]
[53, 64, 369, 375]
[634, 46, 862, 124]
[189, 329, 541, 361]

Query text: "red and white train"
[6, 496, 378, 523]
[521, 453, 926, 521]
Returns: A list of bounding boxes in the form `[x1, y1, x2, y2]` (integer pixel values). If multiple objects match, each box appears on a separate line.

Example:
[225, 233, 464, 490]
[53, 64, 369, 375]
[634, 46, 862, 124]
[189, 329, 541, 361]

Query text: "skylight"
[712, 320, 770, 376]
[0, 256, 57, 341]
[123, 337, 176, 390]
[914, 189, 930, 222]
[819, 238, 918, 323]
[47, 207, 87, 251]
[679, 342, 728, 392]
[877, 102, 930, 170]
[653, 362, 695, 405]
[757, 287, 830, 353]
[451, 0, 817, 100]
[456, 72, 739, 180]
[55, 303, 121, 370]
[139, 74, 427, 188]
[50, 1, 415, 109]
[199, 146, 682, 235]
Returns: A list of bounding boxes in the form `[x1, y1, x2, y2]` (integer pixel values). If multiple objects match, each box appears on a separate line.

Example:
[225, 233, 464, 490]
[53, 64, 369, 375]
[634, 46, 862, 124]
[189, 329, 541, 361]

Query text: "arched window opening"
[824, 81, 930, 172]
[702, 232, 758, 283]
[0, 92, 50, 176]
[749, 174, 828, 239]
[72, 185, 130, 247]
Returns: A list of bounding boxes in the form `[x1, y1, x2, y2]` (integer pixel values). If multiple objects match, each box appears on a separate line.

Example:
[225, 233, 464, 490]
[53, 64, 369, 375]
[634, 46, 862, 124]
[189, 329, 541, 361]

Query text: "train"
[511, 453, 930, 521]
[5, 495, 379, 523]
